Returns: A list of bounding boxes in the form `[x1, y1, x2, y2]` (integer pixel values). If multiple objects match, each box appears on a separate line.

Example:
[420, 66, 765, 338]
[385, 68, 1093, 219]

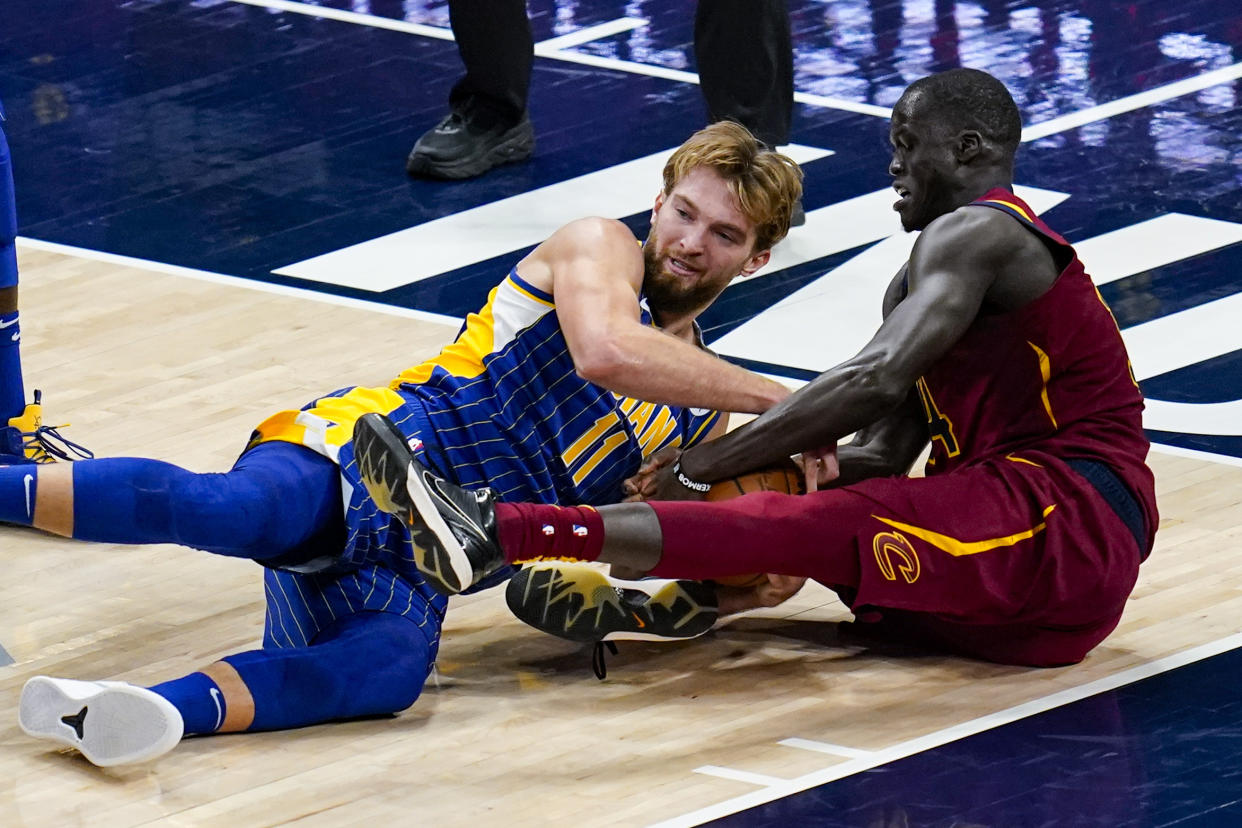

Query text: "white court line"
[229, 0, 454, 40]
[654, 631, 1242, 828]
[793, 91, 893, 119]
[1022, 61, 1242, 141]
[14, 238, 463, 328]
[1149, 442, 1242, 470]
[779, 737, 875, 760]
[534, 18, 646, 54]
[693, 766, 790, 788]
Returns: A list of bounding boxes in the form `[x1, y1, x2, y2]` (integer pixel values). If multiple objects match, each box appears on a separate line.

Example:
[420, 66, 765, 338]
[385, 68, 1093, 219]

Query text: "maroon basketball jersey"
[916, 188, 1157, 551]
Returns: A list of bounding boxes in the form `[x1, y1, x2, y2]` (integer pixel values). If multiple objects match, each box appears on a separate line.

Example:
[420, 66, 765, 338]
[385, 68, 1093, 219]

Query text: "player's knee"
[366, 626, 433, 712]
[314, 613, 433, 715]
[164, 470, 286, 557]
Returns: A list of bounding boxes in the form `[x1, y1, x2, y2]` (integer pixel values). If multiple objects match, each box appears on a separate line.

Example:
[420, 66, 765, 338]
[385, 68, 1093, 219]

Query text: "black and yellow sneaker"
[0, 390, 93, 465]
[505, 562, 719, 645]
[353, 412, 505, 595]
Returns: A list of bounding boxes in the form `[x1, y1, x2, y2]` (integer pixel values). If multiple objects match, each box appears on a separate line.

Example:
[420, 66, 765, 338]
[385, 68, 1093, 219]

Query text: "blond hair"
[662, 121, 804, 251]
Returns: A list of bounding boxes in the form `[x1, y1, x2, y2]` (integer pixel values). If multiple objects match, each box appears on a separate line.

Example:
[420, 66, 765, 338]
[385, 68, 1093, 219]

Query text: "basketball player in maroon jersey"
[354, 67, 1157, 668]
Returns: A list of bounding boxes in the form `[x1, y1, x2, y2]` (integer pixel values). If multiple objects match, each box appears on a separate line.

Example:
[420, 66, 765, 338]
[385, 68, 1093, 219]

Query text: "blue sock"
[149, 672, 226, 735]
[0, 310, 23, 422]
[0, 463, 36, 524]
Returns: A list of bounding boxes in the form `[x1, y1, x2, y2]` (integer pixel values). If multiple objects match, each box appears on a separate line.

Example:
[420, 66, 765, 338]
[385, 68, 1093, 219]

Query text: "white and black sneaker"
[353, 412, 506, 595]
[19, 676, 184, 767]
[506, 563, 719, 644]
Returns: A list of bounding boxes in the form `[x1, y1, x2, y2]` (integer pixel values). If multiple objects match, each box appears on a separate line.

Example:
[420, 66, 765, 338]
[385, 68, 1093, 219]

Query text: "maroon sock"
[495, 503, 605, 564]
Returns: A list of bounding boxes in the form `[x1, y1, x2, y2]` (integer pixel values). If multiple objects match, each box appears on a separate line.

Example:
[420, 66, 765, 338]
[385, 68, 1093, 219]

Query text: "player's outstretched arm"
[525, 217, 789, 414]
[674, 208, 1007, 484]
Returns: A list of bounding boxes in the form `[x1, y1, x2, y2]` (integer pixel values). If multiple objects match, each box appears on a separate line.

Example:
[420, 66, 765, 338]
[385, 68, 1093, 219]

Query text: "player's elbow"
[572, 336, 632, 387]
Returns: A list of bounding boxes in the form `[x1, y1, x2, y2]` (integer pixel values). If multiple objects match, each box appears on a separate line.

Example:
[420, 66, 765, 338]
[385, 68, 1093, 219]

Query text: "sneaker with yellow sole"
[0, 389, 93, 465]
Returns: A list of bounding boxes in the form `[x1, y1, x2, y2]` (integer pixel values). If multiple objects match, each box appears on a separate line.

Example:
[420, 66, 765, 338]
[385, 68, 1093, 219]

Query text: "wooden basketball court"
[3, 245, 1240, 826]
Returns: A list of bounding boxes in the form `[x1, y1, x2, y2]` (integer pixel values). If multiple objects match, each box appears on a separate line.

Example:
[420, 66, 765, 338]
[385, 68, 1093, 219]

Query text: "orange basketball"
[704, 462, 804, 501]
[703, 462, 804, 587]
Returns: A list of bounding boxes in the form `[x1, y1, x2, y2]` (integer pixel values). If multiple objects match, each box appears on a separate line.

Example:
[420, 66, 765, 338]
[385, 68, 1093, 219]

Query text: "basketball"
[703, 462, 804, 502]
[703, 462, 804, 587]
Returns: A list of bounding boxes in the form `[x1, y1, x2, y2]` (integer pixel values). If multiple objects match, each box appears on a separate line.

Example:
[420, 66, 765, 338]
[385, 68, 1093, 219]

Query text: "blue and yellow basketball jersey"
[248, 268, 721, 573]
[394, 270, 721, 505]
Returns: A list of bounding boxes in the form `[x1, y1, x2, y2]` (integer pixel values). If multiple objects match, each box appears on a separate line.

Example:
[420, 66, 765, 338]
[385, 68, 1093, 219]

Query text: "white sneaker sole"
[19, 676, 184, 767]
[403, 461, 475, 593]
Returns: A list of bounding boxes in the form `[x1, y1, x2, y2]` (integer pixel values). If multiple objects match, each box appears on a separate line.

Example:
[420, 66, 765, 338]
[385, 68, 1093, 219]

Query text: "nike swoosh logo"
[209, 687, 224, 730]
[632, 612, 646, 629]
[427, 472, 484, 543]
[23, 474, 33, 518]
[0, 317, 17, 329]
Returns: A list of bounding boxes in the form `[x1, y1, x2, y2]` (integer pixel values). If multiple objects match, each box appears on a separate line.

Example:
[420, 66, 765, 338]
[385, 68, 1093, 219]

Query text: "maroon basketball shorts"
[649, 453, 1143, 666]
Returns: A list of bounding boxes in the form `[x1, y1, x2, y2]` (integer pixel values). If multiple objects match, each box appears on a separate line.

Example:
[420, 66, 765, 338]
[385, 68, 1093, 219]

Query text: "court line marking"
[13, 238, 462, 328]
[1149, 442, 1242, 470]
[533, 18, 646, 53]
[224, 1, 1241, 134]
[1021, 61, 1242, 141]
[693, 766, 790, 787]
[655, 631, 1242, 827]
[229, 0, 454, 39]
[778, 737, 875, 760]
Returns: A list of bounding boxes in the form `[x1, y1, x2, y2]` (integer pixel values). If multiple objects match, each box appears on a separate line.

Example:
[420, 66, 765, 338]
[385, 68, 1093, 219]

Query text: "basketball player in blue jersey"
[0, 99, 91, 464]
[12, 121, 804, 767]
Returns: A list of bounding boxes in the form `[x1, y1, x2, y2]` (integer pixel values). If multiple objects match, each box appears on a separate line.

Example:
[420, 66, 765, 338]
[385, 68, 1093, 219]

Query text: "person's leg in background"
[406, 0, 536, 178]
[694, 1, 803, 224]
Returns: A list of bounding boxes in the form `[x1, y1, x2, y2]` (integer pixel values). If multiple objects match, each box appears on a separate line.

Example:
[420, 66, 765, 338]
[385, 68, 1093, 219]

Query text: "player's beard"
[641, 235, 721, 318]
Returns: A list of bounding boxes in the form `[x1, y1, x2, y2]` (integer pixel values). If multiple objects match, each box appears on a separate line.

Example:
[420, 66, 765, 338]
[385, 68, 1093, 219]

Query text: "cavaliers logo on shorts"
[872, 531, 921, 584]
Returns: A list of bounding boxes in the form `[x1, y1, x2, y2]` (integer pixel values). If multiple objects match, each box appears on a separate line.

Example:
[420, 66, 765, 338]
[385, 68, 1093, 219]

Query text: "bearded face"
[641, 228, 728, 317]
[640, 167, 770, 320]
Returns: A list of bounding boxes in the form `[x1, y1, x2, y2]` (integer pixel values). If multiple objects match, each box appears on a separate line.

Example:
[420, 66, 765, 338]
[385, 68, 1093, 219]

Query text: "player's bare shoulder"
[518, 217, 642, 294]
[913, 202, 1058, 310]
[545, 217, 642, 259]
[912, 205, 1041, 279]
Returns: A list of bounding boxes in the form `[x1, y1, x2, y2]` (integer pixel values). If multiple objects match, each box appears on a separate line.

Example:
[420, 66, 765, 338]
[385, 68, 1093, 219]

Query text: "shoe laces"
[23, 424, 95, 463]
[436, 110, 469, 133]
[591, 641, 618, 681]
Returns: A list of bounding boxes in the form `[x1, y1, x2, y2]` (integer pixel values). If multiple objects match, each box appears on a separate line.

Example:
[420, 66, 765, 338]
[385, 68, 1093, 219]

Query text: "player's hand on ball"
[796, 444, 839, 492]
[623, 445, 683, 502]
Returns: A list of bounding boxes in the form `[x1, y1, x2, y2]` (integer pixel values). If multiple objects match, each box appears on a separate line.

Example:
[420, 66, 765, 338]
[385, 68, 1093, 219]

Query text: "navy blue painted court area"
[3, 1, 1242, 825]
[707, 646, 1242, 827]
